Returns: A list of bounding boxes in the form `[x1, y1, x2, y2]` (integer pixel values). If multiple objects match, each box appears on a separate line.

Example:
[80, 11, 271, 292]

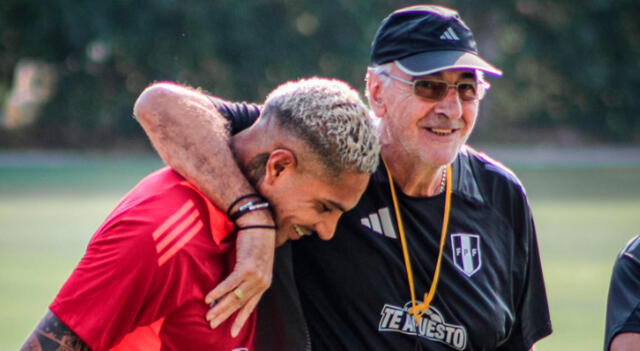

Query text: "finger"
[206, 282, 259, 329]
[206, 293, 243, 329]
[206, 280, 257, 318]
[205, 272, 243, 305]
[231, 293, 262, 337]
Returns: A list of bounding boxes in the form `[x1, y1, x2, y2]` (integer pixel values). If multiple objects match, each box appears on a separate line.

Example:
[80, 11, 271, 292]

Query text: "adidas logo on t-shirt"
[361, 207, 397, 239]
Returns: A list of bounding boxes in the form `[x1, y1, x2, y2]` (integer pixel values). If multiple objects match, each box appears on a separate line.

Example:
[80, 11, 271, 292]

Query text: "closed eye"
[316, 202, 331, 213]
[317, 200, 347, 214]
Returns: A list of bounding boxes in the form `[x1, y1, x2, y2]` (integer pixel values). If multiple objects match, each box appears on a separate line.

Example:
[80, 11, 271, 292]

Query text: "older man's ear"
[366, 73, 387, 118]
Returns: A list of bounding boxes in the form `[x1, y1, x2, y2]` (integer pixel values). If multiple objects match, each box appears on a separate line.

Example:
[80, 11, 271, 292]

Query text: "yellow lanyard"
[384, 160, 452, 322]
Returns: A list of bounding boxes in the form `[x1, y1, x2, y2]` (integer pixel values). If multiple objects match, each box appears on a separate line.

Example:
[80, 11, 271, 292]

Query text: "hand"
[204, 211, 276, 337]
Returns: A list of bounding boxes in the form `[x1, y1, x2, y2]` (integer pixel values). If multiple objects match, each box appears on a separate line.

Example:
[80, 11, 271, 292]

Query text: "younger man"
[20, 77, 379, 350]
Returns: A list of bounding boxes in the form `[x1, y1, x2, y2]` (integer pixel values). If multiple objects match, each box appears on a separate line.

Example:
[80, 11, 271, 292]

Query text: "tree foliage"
[0, 0, 637, 147]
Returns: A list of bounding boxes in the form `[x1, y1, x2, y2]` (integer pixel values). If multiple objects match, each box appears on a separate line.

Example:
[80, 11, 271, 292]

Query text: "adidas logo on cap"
[440, 26, 460, 41]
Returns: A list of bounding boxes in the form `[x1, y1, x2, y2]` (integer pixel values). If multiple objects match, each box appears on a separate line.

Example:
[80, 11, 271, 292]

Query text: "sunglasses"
[380, 72, 486, 102]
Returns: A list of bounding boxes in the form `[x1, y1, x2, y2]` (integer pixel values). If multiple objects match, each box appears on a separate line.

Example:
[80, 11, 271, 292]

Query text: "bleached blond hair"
[262, 77, 380, 175]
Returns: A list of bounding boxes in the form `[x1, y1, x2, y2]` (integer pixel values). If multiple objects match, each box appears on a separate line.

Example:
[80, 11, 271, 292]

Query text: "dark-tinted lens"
[413, 80, 448, 101]
[457, 82, 478, 101]
[413, 80, 480, 101]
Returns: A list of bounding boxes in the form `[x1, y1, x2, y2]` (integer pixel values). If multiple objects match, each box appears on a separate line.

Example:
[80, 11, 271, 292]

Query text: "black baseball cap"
[370, 5, 502, 77]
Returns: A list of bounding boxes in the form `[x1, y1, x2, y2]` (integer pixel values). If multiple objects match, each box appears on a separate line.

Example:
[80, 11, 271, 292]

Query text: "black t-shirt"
[215, 100, 552, 350]
[604, 235, 640, 351]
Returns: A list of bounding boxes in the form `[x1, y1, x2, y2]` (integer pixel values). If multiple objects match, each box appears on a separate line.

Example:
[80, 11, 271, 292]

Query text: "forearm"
[610, 332, 640, 351]
[133, 83, 270, 224]
[20, 311, 90, 351]
[134, 84, 275, 333]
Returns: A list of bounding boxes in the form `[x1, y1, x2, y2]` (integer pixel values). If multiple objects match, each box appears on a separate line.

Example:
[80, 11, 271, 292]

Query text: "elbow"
[133, 82, 181, 126]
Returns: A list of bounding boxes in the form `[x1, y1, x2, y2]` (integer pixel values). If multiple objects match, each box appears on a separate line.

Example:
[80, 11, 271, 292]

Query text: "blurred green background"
[1, 0, 639, 146]
[1, 150, 639, 350]
[1, 0, 640, 350]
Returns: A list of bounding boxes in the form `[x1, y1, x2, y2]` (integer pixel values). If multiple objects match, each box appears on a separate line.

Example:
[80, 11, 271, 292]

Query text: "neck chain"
[438, 167, 447, 194]
[383, 159, 453, 323]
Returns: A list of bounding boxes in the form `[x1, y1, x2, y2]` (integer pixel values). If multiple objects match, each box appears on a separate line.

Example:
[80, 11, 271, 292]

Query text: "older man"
[20, 78, 379, 350]
[137, 5, 552, 350]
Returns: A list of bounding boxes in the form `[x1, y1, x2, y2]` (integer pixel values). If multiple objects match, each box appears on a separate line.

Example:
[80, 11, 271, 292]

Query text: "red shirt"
[50, 167, 255, 351]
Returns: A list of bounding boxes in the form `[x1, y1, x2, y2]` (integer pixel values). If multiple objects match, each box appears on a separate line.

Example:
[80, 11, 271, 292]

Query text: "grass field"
[1, 151, 639, 350]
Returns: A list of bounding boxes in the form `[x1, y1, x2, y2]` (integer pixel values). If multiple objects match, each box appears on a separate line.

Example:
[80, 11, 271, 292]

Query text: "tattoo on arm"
[20, 311, 90, 351]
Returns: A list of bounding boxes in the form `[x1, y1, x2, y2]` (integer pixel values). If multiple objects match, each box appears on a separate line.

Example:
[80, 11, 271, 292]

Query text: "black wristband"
[236, 224, 277, 232]
[229, 200, 270, 222]
[226, 193, 263, 218]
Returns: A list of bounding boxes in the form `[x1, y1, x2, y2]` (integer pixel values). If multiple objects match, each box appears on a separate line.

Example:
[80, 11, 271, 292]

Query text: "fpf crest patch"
[450, 233, 482, 277]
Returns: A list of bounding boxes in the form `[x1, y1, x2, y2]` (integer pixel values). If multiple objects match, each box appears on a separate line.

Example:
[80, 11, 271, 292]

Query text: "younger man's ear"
[263, 149, 297, 185]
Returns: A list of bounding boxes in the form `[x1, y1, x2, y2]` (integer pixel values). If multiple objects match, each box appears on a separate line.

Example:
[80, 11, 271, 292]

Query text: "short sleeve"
[51, 217, 162, 350]
[207, 95, 261, 134]
[50, 181, 212, 351]
[497, 198, 553, 350]
[604, 235, 640, 351]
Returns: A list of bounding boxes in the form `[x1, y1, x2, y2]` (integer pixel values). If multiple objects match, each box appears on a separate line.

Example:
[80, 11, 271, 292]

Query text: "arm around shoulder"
[133, 82, 261, 214]
[134, 82, 276, 336]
